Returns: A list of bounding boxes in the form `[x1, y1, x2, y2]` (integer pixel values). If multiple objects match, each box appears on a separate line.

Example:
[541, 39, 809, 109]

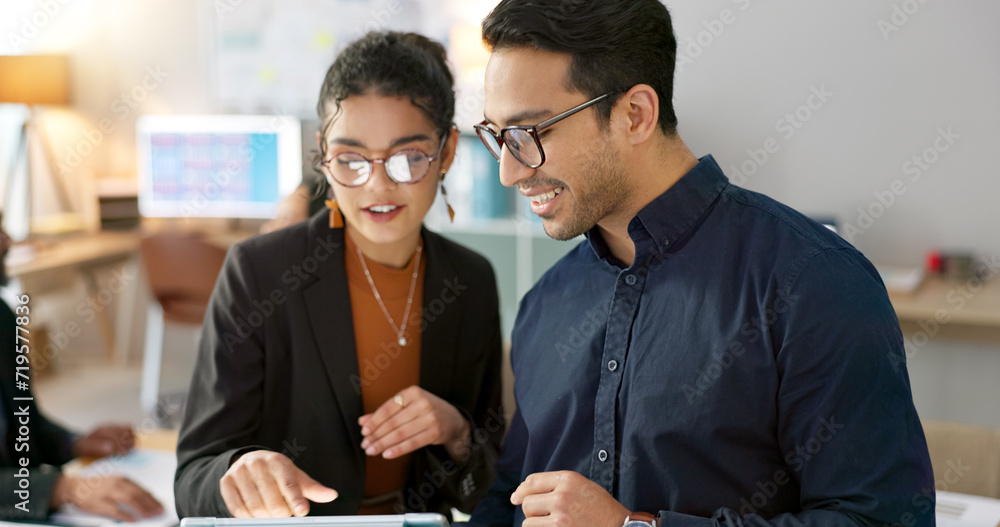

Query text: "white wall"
[668, 0, 998, 265]
[666, 0, 1000, 427]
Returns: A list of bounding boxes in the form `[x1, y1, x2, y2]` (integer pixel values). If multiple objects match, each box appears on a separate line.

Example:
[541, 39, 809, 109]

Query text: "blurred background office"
[1, 0, 999, 509]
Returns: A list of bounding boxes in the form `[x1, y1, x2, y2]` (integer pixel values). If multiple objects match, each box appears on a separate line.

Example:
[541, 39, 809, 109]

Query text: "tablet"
[179, 514, 449, 527]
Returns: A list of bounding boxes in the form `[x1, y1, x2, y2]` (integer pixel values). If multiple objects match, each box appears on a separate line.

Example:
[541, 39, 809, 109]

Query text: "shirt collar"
[585, 154, 730, 263]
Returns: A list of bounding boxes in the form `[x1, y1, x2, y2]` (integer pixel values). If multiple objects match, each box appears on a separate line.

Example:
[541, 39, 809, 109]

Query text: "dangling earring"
[439, 171, 455, 223]
[325, 187, 344, 228]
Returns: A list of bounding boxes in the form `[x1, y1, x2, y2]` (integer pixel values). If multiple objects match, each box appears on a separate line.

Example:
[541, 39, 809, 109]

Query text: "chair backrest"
[922, 419, 1000, 498]
[140, 233, 227, 324]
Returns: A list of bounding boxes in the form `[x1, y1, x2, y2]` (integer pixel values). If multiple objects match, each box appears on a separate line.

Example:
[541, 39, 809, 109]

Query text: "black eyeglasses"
[474, 93, 610, 169]
[320, 134, 448, 187]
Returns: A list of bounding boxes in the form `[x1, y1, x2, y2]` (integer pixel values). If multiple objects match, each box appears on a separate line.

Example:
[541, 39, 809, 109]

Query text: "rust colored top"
[344, 233, 425, 513]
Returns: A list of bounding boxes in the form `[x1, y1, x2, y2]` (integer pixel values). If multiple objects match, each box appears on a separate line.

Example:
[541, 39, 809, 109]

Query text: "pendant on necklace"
[399, 337, 407, 346]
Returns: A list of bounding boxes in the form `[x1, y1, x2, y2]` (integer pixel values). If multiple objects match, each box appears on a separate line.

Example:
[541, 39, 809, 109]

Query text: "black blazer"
[1, 299, 75, 520]
[174, 210, 505, 518]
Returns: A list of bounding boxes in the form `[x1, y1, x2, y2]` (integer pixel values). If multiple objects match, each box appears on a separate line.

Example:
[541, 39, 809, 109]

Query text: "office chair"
[139, 232, 226, 418]
[922, 419, 1000, 498]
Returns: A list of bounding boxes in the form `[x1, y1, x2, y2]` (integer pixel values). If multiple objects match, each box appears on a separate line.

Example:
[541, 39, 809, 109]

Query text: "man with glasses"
[467, 1, 934, 527]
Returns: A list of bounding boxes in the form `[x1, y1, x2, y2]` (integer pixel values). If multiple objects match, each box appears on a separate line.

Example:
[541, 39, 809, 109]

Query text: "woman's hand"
[359, 385, 471, 462]
[220, 451, 338, 517]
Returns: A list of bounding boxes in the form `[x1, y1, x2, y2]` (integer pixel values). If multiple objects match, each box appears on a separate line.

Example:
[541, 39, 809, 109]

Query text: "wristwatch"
[623, 512, 659, 527]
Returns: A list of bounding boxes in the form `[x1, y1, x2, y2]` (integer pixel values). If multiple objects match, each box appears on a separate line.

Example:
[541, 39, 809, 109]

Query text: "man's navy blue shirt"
[470, 156, 934, 526]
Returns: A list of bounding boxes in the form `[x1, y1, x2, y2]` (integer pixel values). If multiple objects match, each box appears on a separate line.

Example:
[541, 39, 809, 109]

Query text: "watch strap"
[624, 512, 658, 526]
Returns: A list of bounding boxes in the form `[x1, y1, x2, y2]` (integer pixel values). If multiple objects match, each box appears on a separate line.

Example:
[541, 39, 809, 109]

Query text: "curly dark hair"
[482, 0, 678, 135]
[315, 31, 455, 163]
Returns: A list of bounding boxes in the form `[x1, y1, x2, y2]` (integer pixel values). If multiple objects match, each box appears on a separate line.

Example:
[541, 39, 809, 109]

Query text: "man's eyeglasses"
[474, 93, 610, 169]
[320, 134, 448, 187]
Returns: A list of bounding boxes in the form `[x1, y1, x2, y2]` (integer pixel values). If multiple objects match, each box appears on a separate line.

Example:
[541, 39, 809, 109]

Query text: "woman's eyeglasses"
[320, 134, 447, 187]
[473, 93, 610, 169]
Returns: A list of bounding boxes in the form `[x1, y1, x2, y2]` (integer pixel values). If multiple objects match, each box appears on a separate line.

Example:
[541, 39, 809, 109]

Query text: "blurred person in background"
[0, 223, 164, 521]
[259, 175, 325, 235]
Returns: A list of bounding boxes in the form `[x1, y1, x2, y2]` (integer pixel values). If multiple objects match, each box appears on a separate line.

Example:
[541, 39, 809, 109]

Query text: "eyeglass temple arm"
[535, 93, 611, 132]
[429, 130, 451, 161]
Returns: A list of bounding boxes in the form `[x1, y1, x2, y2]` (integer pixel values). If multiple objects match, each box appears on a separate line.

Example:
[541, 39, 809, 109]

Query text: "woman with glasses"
[174, 32, 504, 519]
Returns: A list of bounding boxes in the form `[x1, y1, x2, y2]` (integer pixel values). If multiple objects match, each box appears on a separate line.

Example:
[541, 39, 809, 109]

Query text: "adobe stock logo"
[842, 126, 959, 243]
[59, 65, 170, 177]
[729, 85, 834, 186]
[878, 0, 932, 42]
[6, 0, 73, 52]
[739, 417, 844, 516]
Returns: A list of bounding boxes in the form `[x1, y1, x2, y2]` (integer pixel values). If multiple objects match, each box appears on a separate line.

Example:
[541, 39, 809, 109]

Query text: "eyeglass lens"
[331, 150, 429, 186]
[507, 129, 541, 167]
[475, 127, 542, 168]
[476, 128, 503, 161]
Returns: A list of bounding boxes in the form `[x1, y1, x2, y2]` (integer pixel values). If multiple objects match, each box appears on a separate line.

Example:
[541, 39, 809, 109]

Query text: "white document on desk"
[50, 448, 179, 527]
[936, 490, 1000, 527]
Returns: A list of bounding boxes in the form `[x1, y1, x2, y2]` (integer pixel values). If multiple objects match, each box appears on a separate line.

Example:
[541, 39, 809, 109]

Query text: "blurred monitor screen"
[136, 114, 301, 219]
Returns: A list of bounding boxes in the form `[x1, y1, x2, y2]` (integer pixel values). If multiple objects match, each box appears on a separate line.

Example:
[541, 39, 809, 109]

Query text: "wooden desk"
[7, 231, 141, 278]
[7, 231, 142, 362]
[5, 229, 250, 279]
[889, 275, 1000, 344]
[136, 428, 179, 451]
[77, 430, 178, 466]
[6, 229, 255, 365]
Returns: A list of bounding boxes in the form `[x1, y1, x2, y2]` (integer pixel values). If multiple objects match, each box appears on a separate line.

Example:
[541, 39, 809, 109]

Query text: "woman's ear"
[315, 130, 323, 149]
[440, 126, 460, 177]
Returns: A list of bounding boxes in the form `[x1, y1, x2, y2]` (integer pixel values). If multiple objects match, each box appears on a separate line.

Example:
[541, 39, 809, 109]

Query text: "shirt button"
[608, 360, 618, 372]
[661, 236, 670, 246]
[598, 449, 608, 462]
[625, 274, 637, 285]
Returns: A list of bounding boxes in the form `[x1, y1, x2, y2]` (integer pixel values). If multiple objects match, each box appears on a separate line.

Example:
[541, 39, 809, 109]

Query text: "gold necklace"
[355, 244, 422, 347]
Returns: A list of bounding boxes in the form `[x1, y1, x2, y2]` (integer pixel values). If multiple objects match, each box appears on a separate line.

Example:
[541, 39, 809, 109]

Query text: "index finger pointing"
[273, 462, 311, 517]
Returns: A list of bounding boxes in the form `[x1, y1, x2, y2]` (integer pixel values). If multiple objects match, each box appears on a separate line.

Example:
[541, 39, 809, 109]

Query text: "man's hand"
[52, 475, 164, 521]
[359, 385, 471, 461]
[74, 424, 135, 458]
[511, 471, 631, 527]
[220, 451, 338, 517]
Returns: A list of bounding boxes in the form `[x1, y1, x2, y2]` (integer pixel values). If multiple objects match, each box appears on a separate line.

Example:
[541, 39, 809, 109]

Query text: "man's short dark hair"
[482, 0, 679, 135]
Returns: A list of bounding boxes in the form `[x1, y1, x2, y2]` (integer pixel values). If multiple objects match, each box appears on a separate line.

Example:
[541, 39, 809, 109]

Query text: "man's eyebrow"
[328, 134, 432, 149]
[484, 108, 552, 127]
